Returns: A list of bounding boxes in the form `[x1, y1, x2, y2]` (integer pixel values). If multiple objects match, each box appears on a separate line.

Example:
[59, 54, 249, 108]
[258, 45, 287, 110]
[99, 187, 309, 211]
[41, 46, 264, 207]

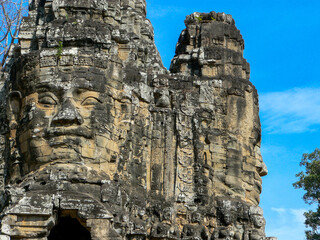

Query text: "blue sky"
[146, 1, 320, 239]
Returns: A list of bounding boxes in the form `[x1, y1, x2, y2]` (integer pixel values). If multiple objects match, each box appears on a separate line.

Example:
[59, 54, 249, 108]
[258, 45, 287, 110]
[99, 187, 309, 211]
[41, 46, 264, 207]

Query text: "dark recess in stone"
[48, 216, 91, 240]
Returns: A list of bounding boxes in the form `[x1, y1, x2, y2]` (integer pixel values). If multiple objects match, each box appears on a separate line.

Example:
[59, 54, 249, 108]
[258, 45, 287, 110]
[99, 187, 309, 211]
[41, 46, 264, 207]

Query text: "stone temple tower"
[0, 0, 274, 239]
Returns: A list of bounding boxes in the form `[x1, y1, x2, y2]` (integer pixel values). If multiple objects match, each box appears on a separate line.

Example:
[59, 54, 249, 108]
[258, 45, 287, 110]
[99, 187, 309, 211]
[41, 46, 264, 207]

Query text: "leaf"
[195, 16, 203, 22]
[294, 148, 320, 239]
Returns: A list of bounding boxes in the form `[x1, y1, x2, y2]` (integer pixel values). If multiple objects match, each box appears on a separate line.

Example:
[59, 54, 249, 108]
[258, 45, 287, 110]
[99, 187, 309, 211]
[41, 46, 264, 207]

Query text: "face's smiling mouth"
[44, 127, 94, 139]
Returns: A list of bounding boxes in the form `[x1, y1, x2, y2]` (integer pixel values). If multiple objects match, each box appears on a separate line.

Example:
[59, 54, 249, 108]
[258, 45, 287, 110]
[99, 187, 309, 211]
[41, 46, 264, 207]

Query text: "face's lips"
[44, 127, 94, 139]
[255, 181, 262, 194]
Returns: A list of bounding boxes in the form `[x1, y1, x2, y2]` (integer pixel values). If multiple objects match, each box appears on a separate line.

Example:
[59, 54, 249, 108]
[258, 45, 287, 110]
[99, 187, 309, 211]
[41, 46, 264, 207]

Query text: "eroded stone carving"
[0, 1, 274, 239]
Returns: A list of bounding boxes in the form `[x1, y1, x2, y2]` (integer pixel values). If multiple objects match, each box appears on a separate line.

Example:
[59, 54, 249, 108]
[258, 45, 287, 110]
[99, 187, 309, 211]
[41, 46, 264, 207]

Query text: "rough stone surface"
[0, 1, 274, 239]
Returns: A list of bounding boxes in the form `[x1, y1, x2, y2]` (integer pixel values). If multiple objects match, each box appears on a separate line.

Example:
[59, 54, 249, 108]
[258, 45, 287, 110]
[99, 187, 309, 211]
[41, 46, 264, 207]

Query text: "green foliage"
[211, 17, 216, 21]
[195, 15, 203, 22]
[294, 148, 320, 239]
[56, 41, 63, 60]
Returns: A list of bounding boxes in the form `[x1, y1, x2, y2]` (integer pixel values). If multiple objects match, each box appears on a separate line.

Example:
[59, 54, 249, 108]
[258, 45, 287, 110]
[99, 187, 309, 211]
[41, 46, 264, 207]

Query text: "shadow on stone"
[48, 216, 91, 240]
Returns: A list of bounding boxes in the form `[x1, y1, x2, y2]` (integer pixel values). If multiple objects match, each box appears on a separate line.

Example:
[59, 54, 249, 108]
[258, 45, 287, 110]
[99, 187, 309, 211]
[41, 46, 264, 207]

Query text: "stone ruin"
[0, 0, 274, 239]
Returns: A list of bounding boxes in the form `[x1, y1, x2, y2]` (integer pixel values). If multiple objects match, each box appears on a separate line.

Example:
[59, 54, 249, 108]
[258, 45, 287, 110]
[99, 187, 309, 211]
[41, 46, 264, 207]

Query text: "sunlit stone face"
[14, 64, 118, 175]
[249, 206, 266, 228]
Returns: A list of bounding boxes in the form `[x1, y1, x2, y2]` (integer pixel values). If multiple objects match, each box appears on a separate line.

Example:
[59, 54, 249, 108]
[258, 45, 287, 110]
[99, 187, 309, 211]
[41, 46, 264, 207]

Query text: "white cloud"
[271, 207, 287, 225]
[271, 207, 306, 223]
[267, 225, 306, 240]
[266, 207, 307, 240]
[271, 207, 286, 213]
[290, 208, 306, 224]
[260, 88, 320, 134]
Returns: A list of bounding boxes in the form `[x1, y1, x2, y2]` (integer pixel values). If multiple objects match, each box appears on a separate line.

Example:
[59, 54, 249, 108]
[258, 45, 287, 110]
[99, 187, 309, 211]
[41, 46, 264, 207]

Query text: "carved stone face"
[191, 212, 201, 224]
[249, 206, 265, 228]
[162, 207, 172, 222]
[223, 213, 233, 226]
[12, 63, 119, 176]
[252, 215, 265, 228]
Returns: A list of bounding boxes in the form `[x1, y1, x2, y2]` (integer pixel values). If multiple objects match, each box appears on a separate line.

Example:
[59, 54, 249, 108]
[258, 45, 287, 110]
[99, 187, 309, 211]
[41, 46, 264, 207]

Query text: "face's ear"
[7, 91, 22, 128]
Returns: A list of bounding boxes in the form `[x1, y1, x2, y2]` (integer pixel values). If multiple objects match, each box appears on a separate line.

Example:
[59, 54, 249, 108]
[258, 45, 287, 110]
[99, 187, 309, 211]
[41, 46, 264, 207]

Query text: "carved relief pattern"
[0, 1, 273, 239]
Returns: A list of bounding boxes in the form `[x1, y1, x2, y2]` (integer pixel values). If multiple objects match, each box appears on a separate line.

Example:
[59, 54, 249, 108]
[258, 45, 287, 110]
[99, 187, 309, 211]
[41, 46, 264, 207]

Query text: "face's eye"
[38, 95, 57, 107]
[81, 97, 101, 106]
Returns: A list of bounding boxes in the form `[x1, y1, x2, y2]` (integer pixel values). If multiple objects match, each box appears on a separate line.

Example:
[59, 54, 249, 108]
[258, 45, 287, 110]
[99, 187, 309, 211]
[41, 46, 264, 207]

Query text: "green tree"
[294, 148, 320, 240]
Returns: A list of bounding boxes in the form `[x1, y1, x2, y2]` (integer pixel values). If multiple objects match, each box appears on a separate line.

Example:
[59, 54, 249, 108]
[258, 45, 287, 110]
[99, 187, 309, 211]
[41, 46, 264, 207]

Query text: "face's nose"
[51, 99, 83, 126]
[258, 161, 268, 177]
[254, 145, 268, 177]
